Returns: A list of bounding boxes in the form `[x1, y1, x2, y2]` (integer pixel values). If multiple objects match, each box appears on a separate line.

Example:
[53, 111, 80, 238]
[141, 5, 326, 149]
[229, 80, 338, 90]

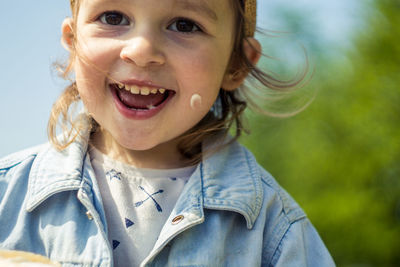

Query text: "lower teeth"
[147, 105, 156, 110]
[126, 105, 156, 111]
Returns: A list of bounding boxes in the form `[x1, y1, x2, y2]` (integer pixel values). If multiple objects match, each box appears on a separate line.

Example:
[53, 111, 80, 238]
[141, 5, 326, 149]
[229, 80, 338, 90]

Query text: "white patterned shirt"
[89, 146, 195, 267]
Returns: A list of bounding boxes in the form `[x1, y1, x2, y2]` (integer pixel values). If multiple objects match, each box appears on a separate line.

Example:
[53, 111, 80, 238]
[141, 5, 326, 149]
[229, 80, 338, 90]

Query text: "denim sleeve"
[270, 218, 336, 267]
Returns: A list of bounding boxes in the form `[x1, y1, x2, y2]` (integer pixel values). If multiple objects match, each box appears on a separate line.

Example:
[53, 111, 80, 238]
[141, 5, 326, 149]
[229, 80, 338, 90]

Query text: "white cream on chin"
[190, 94, 202, 110]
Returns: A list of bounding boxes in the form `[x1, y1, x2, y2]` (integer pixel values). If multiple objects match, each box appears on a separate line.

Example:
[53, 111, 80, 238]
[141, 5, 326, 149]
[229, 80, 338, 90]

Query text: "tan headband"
[70, 0, 256, 36]
[244, 0, 257, 36]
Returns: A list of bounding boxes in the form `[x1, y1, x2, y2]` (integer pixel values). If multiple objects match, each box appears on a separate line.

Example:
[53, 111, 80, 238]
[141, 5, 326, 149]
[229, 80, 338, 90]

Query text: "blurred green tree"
[241, 0, 400, 265]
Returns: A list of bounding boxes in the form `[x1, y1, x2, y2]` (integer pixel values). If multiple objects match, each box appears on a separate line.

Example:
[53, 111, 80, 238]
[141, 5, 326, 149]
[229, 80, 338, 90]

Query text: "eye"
[99, 11, 129, 26]
[168, 18, 201, 33]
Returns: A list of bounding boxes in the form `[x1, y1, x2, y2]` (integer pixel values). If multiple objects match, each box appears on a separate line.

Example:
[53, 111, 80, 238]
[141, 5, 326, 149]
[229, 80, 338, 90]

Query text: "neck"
[90, 130, 187, 169]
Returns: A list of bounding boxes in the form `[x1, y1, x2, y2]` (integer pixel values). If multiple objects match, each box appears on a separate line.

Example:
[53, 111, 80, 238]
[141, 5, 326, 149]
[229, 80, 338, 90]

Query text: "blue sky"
[0, 0, 362, 157]
[0, 1, 70, 156]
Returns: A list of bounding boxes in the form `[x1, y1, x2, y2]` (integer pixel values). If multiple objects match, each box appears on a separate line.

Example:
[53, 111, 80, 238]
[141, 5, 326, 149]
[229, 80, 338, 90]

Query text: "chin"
[117, 137, 167, 152]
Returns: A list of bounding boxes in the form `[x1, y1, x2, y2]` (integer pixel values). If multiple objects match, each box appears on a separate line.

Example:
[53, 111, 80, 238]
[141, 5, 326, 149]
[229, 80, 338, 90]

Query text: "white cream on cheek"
[190, 93, 202, 110]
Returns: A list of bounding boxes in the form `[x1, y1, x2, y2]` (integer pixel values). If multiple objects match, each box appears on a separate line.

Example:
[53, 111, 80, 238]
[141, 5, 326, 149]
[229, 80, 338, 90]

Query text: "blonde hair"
[48, 0, 307, 164]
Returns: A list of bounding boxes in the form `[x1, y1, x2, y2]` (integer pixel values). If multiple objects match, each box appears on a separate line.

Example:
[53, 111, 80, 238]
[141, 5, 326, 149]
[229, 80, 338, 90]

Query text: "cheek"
[75, 37, 120, 70]
[74, 59, 103, 92]
[73, 39, 121, 102]
[175, 45, 228, 88]
[169, 44, 231, 120]
[73, 60, 107, 112]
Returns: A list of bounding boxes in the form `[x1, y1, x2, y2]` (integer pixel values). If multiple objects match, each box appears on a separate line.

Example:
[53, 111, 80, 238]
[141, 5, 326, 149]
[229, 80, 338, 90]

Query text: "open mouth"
[111, 83, 175, 110]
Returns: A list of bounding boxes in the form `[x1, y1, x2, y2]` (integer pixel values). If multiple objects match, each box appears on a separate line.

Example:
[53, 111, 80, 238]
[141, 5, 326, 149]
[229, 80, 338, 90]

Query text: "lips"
[112, 83, 173, 110]
[110, 82, 175, 119]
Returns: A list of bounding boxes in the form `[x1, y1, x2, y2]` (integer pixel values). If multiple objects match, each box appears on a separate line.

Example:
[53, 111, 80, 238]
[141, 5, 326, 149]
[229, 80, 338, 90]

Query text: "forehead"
[78, 0, 234, 17]
[172, 0, 219, 21]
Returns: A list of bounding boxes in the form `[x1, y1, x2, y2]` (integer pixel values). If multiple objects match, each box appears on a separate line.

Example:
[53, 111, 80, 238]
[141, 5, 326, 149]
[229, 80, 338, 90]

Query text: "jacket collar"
[26, 130, 263, 229]
[26, 130, 90, 212]
[200, 137, 263, 229]
[165, 136, 264, 230]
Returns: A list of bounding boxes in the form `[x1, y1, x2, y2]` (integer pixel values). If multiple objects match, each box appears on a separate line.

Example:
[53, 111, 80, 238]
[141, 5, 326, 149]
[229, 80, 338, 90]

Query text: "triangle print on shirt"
[125, 218, 135, 228]
[106, 169, 122, 181]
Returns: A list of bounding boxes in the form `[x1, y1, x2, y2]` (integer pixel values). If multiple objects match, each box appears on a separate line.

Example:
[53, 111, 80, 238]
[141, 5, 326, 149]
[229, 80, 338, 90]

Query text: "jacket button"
[86, 211, 94, 220]
[172, 215, 184, 225]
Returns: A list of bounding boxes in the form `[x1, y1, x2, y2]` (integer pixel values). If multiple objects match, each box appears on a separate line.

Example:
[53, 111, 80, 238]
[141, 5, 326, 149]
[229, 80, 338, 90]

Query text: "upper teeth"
[117, 83, 166, 95]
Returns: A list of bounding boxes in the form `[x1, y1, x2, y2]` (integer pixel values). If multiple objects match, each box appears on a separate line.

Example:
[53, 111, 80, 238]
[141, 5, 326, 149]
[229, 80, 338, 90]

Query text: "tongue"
[118, 89, 166, 109]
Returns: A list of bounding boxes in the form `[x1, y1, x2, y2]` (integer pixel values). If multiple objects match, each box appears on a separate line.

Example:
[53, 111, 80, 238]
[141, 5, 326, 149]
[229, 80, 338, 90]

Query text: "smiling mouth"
[111, 83, 174, 110]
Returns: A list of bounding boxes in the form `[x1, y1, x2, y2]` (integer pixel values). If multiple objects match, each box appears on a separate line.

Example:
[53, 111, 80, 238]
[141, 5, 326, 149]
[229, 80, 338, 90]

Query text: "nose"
[120, 36, 166, 67]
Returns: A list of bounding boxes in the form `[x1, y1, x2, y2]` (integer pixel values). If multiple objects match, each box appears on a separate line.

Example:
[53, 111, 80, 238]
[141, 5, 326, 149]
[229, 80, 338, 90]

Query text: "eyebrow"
[174, 0, 218, 22]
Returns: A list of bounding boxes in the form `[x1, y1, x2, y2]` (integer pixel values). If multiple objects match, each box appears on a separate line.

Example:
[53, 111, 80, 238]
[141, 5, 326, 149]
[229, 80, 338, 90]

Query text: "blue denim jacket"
[0, 132, 335, 267]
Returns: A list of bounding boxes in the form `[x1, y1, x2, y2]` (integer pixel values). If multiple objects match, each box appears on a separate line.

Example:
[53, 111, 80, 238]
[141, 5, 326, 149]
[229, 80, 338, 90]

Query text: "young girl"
[0, 0, 335, 266]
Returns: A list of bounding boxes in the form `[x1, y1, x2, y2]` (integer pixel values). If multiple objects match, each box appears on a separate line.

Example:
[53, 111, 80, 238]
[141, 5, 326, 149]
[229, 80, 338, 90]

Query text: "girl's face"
[65, 0, 239, 167]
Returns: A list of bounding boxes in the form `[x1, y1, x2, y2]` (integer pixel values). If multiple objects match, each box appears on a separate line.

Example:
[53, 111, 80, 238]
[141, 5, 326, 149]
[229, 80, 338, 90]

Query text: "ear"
[221, 37, 262, 91]
[61, 18, 74, 52]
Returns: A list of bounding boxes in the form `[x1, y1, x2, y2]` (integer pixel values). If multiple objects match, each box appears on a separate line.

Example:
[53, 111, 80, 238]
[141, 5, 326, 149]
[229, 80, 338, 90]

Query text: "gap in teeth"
[118, 84, 166, 95]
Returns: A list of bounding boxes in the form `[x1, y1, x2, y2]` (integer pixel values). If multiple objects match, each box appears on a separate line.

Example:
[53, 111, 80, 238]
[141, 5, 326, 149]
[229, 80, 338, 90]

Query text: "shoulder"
[0, 138, 87, 193]
[227, 141, 306, 222]
[208, 140, 307, 228]
[239, 142, 307, 229]
[0, 144, 49, 230]
[0, 143, 52, 201]
[0, 144, 48, 172]
[0, 132, 90, 177]
[0, 138, 88, 215]
[231, 143, 335, 266]
[258, 165, 306, 223]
